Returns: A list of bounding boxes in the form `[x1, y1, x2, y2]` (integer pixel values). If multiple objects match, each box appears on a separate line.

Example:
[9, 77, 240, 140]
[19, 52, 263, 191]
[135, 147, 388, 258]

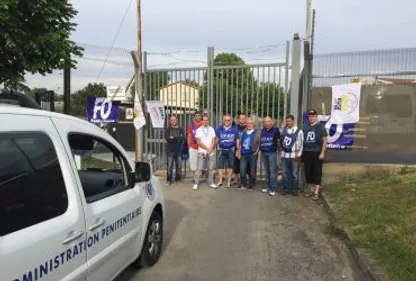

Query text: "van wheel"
[132, 211, 163, 268]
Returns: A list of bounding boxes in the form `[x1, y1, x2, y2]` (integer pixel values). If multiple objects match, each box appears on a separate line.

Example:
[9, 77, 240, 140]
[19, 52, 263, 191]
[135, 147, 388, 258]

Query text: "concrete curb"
[321, 192, 383, 281]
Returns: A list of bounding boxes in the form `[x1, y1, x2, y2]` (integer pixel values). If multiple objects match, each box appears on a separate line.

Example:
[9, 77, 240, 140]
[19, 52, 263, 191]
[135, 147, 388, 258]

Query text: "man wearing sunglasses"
[216, 114, 239, 188]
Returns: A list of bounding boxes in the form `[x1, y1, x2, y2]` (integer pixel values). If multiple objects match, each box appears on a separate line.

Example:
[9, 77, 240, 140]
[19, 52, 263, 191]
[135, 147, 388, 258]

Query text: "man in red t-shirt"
[187, 111, 203, 181]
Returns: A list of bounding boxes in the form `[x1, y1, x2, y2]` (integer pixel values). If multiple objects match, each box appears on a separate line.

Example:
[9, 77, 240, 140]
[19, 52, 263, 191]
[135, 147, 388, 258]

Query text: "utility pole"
[63, 61, 71, 115]
[306, 0, 312, 49]
[134, 0, 144, 162]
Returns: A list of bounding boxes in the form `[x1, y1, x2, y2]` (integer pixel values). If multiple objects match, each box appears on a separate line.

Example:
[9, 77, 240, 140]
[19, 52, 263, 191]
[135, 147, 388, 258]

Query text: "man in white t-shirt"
[193, 115, 217, 190]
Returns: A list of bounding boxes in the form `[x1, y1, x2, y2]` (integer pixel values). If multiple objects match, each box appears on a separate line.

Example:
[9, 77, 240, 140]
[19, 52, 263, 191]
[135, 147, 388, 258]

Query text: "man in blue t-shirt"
[216, 114, 239, 188]
[236, 117, 261, 190]
[259, 116, 281, 196]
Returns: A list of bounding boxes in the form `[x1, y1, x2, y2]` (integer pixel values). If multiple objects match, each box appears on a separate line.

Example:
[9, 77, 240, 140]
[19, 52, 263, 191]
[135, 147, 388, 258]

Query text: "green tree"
[199, 53, 256, 115]
[254, 82, 285, 119]
[0, 0, 83, 89]
[71, 83, 106, 115]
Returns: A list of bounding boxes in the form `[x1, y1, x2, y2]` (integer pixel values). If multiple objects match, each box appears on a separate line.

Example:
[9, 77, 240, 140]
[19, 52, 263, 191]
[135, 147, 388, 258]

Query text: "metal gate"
[141, 50, 290, 177]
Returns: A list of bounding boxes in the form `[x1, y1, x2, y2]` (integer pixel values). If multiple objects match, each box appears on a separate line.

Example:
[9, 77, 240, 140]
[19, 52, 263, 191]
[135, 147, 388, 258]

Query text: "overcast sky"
[25, 0, 416, 93]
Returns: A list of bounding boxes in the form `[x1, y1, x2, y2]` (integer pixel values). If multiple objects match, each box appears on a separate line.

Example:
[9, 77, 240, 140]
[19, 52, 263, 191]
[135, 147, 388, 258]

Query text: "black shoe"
[291, 191, 299, 196]
[282, 190, 288, 195]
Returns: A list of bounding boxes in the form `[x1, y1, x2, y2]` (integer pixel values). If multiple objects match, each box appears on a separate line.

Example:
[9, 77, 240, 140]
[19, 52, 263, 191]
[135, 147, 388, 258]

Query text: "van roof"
[0, 104, 93, 127]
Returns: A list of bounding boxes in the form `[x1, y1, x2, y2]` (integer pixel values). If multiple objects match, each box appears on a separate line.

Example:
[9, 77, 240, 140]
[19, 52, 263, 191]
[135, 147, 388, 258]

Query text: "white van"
[0, 105, 165, 281]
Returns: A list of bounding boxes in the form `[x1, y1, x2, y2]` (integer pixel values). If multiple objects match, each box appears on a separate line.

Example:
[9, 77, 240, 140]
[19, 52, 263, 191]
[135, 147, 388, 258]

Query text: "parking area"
[115, 175, 363, 281]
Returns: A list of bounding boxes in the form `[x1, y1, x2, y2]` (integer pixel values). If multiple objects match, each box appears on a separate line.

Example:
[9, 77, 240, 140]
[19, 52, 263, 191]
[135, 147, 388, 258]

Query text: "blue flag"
[87, 96, 119, 123]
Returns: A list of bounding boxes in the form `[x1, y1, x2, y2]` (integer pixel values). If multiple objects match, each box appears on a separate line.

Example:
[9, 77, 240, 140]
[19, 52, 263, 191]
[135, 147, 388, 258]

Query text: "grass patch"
[325, 167, 416, 281]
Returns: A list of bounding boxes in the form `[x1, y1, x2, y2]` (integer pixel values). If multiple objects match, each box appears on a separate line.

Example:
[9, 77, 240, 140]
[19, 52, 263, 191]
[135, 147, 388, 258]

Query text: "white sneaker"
[269, 191, 277, 196]
[209, 183, 218, 189]
[192, 184, 198, 190]
[217, 181, 223, 186]
[261, 188, 268, 193]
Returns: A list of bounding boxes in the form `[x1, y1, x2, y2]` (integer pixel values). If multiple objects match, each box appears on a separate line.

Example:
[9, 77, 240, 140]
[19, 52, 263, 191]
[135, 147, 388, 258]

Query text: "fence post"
[307, 9, 316, 109]
[302, 40, 311, 115]
[284, 40, 290, 119]
[207, 46, 215, 124]
[290, 33, 302, 121]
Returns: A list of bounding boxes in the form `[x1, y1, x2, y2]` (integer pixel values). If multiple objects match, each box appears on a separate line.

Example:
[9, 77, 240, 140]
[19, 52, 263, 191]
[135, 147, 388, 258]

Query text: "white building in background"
[158, 82, 199, 114]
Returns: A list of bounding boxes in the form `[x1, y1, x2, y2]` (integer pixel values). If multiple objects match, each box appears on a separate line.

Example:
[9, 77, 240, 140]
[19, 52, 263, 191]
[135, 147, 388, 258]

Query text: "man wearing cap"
[187, 111, 203, 181]
[302, 109, 328, 200]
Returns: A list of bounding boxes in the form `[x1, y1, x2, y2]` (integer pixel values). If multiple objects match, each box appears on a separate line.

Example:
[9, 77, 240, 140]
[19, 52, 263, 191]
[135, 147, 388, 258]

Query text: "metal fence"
[142, 43, 291, 174]
[311, 47, 416, 164]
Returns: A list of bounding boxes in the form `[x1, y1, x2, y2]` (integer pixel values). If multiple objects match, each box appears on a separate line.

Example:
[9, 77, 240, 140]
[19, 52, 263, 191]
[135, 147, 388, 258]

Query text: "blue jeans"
[167, 151, 182, 182]
[262, 151, 278, 192]
[282, 158, 299, 192]
[240, 154, 258, 187]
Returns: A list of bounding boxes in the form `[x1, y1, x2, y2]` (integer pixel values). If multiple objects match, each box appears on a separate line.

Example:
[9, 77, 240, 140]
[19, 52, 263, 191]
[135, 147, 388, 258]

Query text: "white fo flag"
[331, 83, 361, 124]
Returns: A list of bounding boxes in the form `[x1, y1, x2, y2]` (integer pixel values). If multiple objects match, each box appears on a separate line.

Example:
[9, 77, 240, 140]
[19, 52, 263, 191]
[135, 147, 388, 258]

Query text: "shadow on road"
[162, 199, 188, 254]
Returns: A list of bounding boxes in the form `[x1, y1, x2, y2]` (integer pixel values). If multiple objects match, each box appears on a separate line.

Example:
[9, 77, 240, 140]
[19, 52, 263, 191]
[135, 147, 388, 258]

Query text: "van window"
[0, 133, 68, 236]
[68, 133, 132, 203]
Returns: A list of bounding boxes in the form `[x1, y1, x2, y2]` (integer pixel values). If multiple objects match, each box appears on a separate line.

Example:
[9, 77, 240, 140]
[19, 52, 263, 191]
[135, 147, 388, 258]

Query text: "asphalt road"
[116, 179, 364, 281]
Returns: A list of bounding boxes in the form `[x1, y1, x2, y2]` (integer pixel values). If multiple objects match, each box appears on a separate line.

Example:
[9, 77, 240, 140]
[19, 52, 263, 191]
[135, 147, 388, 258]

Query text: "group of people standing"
[164, 109, 328, 200]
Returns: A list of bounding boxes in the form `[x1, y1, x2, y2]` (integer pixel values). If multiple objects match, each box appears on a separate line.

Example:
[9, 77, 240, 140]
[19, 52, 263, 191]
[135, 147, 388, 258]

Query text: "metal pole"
[135, 0, 143, 162]
[284, 40, 290, 118]
[306, 0, 312, 50]
[207, 46, 215, 124]
[307, 9, 316, 109]
[63, 62, 71, 115]
[290, 33, 302, 122]
[302, 41, 311, 115]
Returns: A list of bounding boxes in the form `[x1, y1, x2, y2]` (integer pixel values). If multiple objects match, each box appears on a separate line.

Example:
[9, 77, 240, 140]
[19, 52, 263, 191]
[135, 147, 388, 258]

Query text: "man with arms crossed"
[165, 114, 185, 186]
[216, 114, 239, 188]
[259, 116, 281, 196]
[302, 109, 328, 200]
[193, 115, 218, 190]
[187, 111, 203, 182]
[281, 114, 303, 196]
[236, 117, 261, 191]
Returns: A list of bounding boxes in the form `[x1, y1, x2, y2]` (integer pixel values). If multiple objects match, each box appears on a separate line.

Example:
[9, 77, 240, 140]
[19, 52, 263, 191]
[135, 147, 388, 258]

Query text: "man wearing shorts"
[232, 112, 247, 186]
[216, 114, 239, 188]
[193, 115, 217, 190]
[187, 111, 203, 182]
[302, 109, 328, 200]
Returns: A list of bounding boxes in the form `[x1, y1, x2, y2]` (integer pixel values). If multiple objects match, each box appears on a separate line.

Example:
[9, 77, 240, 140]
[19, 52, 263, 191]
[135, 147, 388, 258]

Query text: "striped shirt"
[280, 126, 304, 159]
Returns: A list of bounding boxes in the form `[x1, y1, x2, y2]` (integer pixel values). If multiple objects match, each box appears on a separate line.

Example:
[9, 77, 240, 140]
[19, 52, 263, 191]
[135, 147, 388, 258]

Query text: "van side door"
[0, 114, 88, 281]
[51, 117, 145, 281]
